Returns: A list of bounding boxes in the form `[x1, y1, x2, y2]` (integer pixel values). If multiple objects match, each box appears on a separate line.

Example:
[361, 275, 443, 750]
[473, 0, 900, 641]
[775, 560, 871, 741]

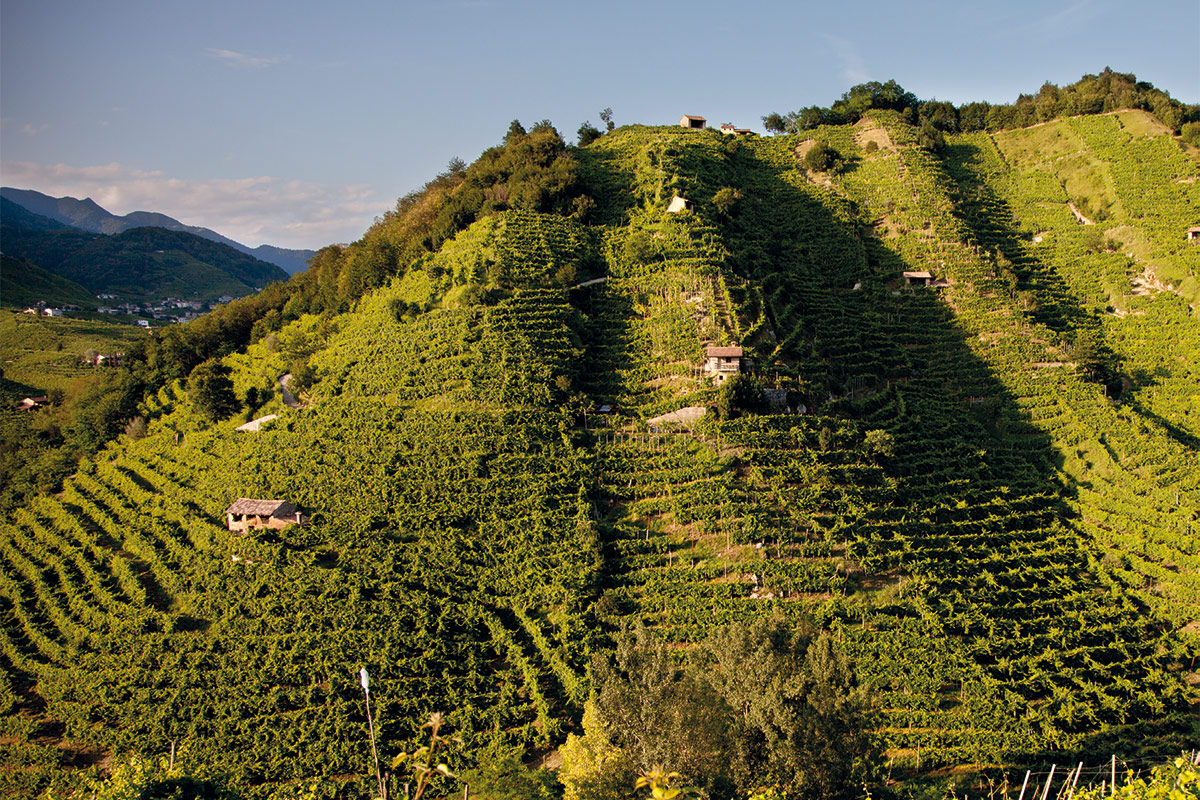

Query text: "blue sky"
[2, 0, 1197, 249]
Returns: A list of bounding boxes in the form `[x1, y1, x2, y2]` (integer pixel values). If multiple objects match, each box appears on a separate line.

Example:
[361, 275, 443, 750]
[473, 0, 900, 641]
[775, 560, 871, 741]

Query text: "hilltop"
[1, 74, 1199, 800]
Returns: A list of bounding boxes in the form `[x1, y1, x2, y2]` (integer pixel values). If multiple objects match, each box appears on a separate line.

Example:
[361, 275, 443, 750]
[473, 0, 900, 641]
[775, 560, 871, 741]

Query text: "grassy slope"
[0, 114, 1197, 797]
[0, 255, 98, 310]
[0, 311, 146, 394]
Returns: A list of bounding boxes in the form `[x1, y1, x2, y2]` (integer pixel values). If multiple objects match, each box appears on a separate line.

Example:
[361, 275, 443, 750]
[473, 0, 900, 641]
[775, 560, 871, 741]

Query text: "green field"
[0, 312, 146, 394]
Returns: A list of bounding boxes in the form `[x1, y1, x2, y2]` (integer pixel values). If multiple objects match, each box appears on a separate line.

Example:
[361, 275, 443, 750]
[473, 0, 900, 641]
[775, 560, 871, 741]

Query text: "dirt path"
[279, 374, 300, 408]
[1068, 202, 1095, 225]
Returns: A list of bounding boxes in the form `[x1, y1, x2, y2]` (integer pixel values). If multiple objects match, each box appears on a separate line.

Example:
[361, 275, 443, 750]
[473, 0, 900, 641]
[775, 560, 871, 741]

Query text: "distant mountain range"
[1, 197, 290, 304]
[0, 187, 315, 275]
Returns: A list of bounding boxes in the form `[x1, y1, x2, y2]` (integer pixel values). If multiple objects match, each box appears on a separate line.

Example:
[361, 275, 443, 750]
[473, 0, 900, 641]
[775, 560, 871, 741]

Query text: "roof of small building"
[903, 271, 933, 279]
[681, 115, 706, 121]
[225, 498, 292, 517]
[706, 345, 743, 358]
[236, 414, 279, 433]
[647, 406, 707, 427]
[1189, 226, 1200, 232]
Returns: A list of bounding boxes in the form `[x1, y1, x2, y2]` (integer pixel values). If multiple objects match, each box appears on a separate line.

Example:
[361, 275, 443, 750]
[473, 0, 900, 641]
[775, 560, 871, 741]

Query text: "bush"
[712, 373, 767, 420]
[124, 416, 147, 441]
[804, 140, 841, 172]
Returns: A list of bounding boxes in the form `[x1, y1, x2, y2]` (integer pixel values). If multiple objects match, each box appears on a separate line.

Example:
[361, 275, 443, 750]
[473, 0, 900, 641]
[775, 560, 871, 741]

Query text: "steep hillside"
[0, 214, 289, 303]
[0, 188, 316, 274]
[1, 111, 1198, 799]
[0, 255, 97, 310]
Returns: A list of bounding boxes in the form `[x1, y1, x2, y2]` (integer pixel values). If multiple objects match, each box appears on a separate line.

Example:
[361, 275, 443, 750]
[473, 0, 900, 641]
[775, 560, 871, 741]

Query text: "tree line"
[763, 69, 1199, 138]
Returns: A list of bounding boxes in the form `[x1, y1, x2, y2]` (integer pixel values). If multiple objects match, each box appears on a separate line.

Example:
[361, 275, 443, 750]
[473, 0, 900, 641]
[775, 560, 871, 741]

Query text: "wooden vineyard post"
[1040, 764, 1056, 800]
[1017, 770, 1031, 800]
[1111, 755, 1116, 796]
[1067, 762, 1083, 800]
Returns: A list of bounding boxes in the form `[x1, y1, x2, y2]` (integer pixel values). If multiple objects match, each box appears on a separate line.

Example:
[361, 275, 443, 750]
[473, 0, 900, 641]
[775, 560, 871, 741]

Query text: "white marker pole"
[361, 668, 386, 800]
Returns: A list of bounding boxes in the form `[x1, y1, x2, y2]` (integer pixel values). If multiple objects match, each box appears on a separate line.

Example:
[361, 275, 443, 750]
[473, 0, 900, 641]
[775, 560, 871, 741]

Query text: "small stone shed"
[680, 115, 706, 130]
[903, 271, 933, 286]
[720, 124, 752, 136]
[667, 196, 694, 213]
[1188, 226, 1200, 242]
[704, 345, 743, 380]
[224, 498, 306, 532]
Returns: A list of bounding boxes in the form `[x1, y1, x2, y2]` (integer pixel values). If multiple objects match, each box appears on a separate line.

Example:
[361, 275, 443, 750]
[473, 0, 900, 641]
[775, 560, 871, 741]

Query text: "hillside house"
[720, 124, 753, 136]
[16, 396, 49, 411]
[1188, 226, 1200, 241]
[224, 498, 307, 533]
[704, 345, 743, 381]
[680, 115, 706, 130]
[94, 353, 124, 367]
[903, 271, 933, 286]
[667, 196, 694, 213]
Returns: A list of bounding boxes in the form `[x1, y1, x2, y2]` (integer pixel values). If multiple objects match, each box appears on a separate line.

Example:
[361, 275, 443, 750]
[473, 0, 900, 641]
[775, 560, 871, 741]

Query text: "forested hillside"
[0, 189, 317, 275]
[2, 76, 1199, 800]
[0, 204, 289, 303]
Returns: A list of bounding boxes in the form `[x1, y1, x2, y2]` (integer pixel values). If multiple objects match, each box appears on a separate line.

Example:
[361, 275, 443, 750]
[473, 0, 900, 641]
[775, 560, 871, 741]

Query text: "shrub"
[804, 140, 841, 172]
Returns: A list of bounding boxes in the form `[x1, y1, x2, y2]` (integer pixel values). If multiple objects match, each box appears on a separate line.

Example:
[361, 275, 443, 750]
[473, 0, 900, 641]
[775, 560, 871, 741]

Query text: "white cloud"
[0, 160, 385, 250]
[21, 123, 49, 136]
[822, 34, 869, 86]
[207, 48, 286, 68]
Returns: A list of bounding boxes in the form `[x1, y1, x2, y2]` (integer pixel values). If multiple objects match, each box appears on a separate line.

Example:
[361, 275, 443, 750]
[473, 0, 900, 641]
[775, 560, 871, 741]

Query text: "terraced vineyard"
[2, 111, 1198, 798]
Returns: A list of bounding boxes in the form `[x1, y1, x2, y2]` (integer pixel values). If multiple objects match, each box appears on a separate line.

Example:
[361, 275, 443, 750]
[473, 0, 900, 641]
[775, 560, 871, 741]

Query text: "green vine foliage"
[3, 103, 1199, 798]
